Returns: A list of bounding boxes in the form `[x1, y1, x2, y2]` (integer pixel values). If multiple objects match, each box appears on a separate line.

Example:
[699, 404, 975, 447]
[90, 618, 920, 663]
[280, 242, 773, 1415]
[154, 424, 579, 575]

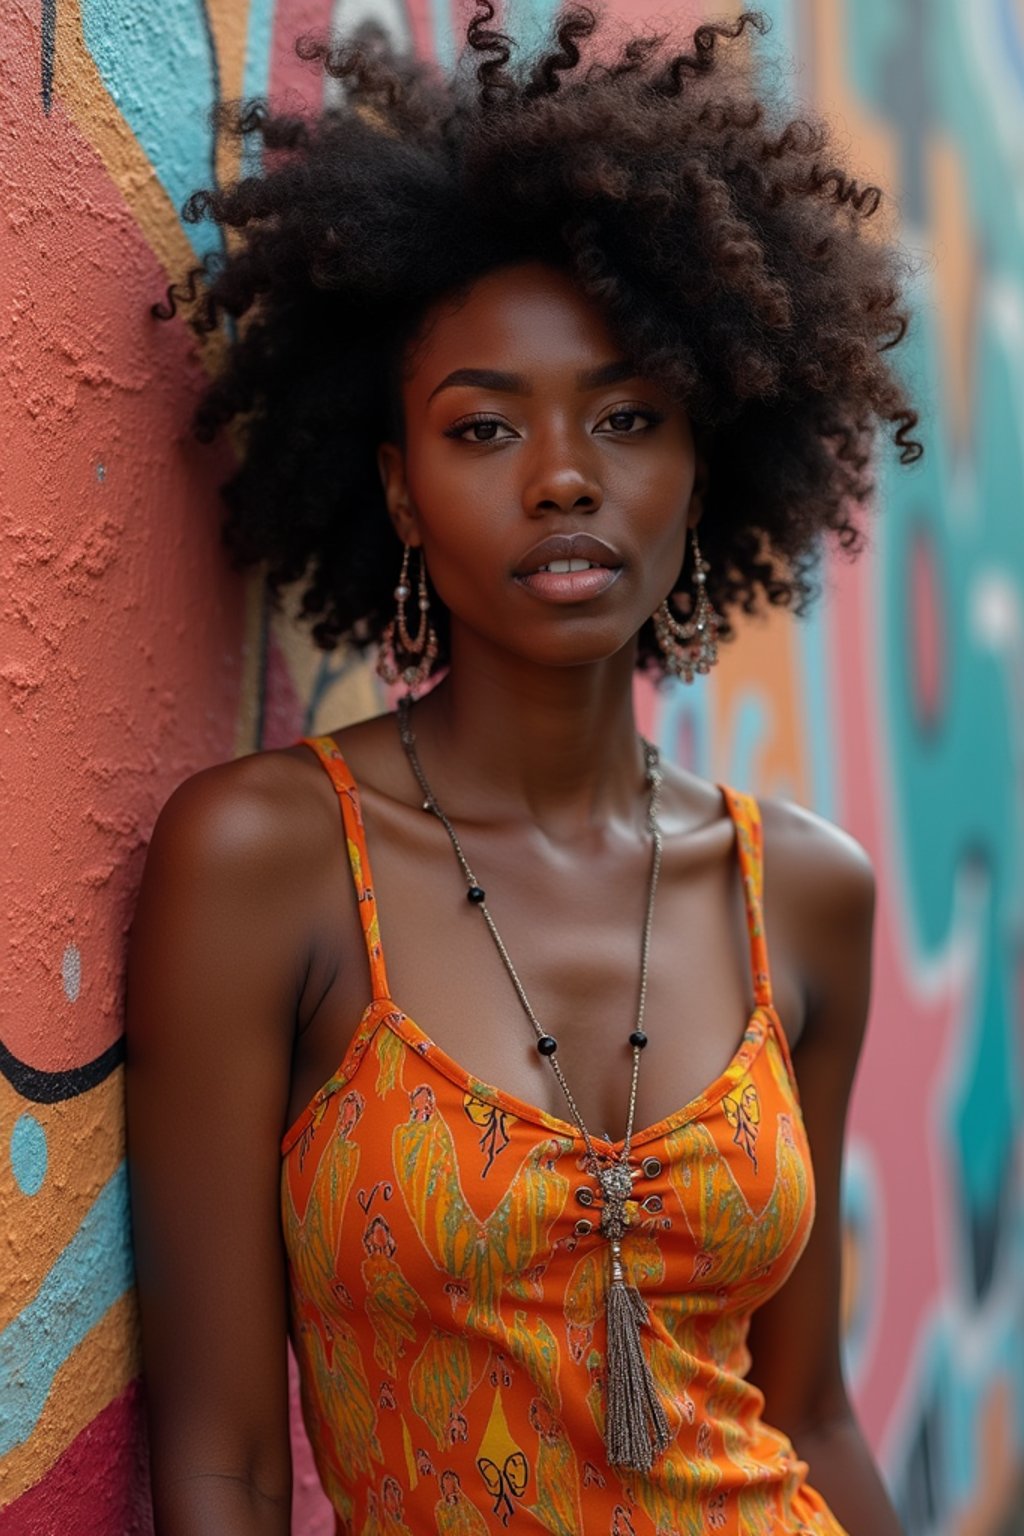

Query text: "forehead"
[403, 262, 623, 390]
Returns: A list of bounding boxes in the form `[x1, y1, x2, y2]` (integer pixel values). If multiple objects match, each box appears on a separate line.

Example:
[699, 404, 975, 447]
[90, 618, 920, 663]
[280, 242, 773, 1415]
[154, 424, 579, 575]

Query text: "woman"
[127, 7, 920, 1533]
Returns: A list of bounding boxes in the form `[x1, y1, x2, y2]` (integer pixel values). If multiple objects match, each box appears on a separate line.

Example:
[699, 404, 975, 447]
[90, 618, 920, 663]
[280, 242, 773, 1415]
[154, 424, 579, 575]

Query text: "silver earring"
[652, 525, 721, 683]
[376, 544, 439, 691]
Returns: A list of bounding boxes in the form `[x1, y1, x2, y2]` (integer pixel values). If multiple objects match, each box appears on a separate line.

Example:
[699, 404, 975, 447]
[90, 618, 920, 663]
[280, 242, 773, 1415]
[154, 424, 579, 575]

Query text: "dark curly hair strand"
[156, 4, 922, 677]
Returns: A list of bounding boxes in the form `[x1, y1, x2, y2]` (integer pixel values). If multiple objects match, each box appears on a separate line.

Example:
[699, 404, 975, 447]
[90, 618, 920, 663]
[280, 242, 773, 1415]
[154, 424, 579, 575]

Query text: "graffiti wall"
[1, 0, 1021, 1532]
[745, 4, 1024, 1531]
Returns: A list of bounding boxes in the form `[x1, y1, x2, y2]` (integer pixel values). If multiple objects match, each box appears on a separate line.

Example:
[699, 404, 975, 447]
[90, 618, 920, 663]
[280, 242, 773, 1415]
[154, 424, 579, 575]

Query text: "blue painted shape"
[9, 1115, 48, 1198]
[861, 0, 1024, 1308]
[0, 1164, 133, 1454]
[503, 0, 561, 53]
[933, 0, 1023, 265]
[433, 0, 456, 71]
[241, 0, 277, 177]
[747, 0, 799, 85]
[883, 514, 1015, 1287]
[436, 0, 579, 79]
[842, 0, 908, 128]
[795, 598, 835, 822]
[244, 0, 275, 99]
[656, 673, 712, 781]
[950, 898, 1016, 1231]
[729, 688, 768, 793]
[838, 1141, 880, 1388]
[890, 1289, 1024, 1521]
[998, 0, 1024, 93]
[713, 0, 1024, 1510]
[80, 0, 222, 258]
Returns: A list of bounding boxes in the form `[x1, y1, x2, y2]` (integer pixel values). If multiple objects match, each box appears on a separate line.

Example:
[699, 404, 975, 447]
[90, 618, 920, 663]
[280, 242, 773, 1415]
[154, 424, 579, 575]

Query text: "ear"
[376, 441, 422, 547]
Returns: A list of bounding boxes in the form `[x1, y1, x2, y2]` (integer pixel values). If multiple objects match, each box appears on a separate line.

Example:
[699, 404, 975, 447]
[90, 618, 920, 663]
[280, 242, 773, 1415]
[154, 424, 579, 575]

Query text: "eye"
[596, 404, 666, 434]
[443, 414, 516, 443]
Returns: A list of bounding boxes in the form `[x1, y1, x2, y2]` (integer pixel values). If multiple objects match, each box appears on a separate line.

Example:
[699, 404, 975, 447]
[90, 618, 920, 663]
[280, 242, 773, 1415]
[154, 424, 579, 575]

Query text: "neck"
[406, 633, 651, 837]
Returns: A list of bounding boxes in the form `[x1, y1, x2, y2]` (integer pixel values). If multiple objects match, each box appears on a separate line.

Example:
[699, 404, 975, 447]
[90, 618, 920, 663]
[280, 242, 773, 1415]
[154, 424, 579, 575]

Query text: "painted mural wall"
[1, 0, 1022, 1532]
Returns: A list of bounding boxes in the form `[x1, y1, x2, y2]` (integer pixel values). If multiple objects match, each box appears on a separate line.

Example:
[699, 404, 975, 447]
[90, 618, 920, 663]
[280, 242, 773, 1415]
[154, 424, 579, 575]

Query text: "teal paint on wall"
[242, 0, 277, 176]
[0, 1165, 132, 1456]
[9, 1115, 48, 1199]
[81, 0, 222, 258]
[8, 0, 1022, 1529]
[746, 0, 1024, 1526]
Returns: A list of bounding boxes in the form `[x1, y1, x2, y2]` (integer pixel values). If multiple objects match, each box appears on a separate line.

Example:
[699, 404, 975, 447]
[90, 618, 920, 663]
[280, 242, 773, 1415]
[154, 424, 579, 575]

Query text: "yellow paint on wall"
[0, 1072, 124, 1329]
[53, 0, 198, 291]
[714, 609, 811, 804]
[810, 0, 900, 218]
[272, 583, 386, 738]
[0, 1291, 140, 1508]
[205, 0, 255, 191]
[952, 1375, 1020, 1536]
[927, 134, 979, 451]
[308, 654, 383, 737]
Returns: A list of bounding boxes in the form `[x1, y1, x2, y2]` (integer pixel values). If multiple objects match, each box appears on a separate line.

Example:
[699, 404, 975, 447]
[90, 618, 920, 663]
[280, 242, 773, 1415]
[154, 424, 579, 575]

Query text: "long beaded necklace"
[397, 695, 671, 1473]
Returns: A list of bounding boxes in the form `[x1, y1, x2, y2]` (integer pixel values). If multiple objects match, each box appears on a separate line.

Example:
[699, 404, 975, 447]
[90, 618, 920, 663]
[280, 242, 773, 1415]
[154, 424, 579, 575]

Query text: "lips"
[512, 532, 624, 605]
[513, 532, 622, 578]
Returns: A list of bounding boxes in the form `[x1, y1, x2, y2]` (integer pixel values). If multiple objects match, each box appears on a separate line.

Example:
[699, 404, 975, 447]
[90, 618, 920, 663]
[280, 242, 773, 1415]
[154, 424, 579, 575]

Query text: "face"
[377, 261, 700, 673]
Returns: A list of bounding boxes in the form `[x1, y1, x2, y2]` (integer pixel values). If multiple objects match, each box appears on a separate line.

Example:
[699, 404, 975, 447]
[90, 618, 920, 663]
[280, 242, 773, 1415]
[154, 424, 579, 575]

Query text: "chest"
[288, 797, 805, 1139]
[282, 1003, 816, 1335]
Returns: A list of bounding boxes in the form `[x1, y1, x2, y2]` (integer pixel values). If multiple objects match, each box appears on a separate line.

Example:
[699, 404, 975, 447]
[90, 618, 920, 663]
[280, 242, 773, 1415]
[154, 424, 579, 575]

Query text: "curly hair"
[158, 3, 921, 675]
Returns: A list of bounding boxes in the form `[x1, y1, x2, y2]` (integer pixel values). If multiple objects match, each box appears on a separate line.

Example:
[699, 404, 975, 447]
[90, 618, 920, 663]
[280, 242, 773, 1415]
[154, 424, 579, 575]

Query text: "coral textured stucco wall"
[2, 0, 1023, 1533]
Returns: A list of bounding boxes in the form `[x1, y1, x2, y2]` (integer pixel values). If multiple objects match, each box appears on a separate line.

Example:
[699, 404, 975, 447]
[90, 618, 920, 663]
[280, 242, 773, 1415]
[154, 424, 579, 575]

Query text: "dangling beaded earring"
[376, 543, 439, 692]
[652, 524, 722, 683]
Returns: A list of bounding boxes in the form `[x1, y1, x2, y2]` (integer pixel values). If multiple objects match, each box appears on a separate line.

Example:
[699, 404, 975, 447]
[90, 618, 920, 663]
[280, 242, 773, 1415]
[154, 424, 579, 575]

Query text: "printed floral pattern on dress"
[464, 1093, 514, 1176]
[280, 738, 849, 1535]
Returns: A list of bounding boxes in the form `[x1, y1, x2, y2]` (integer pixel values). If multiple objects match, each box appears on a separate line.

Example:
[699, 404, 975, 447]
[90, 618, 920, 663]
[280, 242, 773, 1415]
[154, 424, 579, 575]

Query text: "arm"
[126, 754, 320, 1536]
[746, 803, 903, 1536]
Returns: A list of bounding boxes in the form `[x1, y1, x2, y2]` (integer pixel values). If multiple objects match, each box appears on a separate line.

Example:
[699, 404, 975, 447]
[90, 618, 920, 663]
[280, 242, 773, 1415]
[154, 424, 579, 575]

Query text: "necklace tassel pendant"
[398, 699, 670, 1474]
[604, 1242, 670, 1472]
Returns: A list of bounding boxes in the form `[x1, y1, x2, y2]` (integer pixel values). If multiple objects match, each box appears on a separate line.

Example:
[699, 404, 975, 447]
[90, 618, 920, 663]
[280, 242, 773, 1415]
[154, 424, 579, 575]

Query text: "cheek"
[617, 456, 694, 553]
[400, 453, 499, 613]
[405, 442, 516, 574]
[405, 437, 491, 525]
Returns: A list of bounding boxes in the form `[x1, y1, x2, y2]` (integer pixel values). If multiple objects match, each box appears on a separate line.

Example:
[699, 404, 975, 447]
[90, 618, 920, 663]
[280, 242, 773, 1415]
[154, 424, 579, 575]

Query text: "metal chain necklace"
[396, 695, 671, 1472]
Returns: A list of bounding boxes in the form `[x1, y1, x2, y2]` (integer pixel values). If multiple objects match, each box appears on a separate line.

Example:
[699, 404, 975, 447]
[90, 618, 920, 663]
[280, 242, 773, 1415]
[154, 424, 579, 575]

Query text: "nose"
[522, 430, 603, 519]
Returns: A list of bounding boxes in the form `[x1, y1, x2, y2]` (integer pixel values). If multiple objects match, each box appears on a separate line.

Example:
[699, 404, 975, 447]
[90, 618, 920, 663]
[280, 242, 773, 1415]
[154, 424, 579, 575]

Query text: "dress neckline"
[281, 991, 778, 1158]
[281, 731, 790, 1159]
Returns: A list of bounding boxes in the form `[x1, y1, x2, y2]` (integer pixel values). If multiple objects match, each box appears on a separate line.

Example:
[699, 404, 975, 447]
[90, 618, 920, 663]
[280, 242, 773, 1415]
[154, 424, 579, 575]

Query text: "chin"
[507, 631, 639, 672]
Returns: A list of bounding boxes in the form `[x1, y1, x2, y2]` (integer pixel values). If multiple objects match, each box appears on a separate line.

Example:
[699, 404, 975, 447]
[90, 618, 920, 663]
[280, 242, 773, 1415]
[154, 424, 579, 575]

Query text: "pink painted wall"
[1, 4, 242, 1526]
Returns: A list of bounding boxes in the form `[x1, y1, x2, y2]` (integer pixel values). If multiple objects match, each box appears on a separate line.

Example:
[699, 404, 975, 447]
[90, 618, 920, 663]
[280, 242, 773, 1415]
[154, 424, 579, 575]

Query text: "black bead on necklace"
[396, 694, 671, 1474]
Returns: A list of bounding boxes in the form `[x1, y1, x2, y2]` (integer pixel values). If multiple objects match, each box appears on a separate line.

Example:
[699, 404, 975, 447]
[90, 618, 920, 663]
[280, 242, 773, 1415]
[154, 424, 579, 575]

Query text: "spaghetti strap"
[299, 735, 391, 1002]
[717, 784, 774, 1011]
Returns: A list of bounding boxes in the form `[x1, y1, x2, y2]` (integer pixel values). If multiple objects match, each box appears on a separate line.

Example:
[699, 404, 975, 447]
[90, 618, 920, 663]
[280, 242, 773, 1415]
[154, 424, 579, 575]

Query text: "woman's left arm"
[745, 803, 904, 1536]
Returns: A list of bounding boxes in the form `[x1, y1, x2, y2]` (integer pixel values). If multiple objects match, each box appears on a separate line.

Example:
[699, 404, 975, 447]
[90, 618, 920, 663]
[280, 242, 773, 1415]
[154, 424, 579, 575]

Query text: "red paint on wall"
[909, 527, 944, 732]
[1, 1381, 153, 1536]
[269, 0, 339, 99]
[0, 25, 246, 1071]
[827, 540, 959, 1445]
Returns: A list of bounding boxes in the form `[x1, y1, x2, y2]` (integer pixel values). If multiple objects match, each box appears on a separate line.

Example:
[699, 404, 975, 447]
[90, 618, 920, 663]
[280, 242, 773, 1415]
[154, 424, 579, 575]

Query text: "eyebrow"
[426, 359, 639, 403]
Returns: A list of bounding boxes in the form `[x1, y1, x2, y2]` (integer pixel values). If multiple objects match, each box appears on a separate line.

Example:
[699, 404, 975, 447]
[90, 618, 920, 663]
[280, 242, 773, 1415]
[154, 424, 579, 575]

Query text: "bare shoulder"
[145, 742, 341, 889]
[757, 794, 876, 1048]
[128, 744, 347, 1058]
[758, 793, 876, 907]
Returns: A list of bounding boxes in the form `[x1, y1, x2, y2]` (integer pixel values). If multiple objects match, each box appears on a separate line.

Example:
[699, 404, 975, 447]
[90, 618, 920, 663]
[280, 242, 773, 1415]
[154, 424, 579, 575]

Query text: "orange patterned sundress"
[281, 736, 849, 1536]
